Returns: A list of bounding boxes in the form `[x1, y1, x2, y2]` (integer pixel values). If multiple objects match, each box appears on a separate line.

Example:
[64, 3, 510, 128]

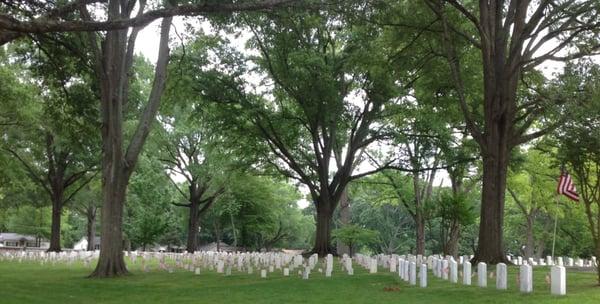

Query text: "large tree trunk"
[186, 202, 200, 253]
[313, 197, 334, 257]
[48, 198, 62, 252]
[473, 141, 510, 264]
[86, 0, 171, 275]
[91, 176, 128, 277]
[86, 211, 96, 251]
[524, 217, 534, 259]
[336, 188, 350, 255]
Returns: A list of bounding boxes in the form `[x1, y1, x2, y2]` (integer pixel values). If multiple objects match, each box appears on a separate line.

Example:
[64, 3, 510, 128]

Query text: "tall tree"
[78, 0, 173, 277]
[427, 0, 600, 263]
[156, 36, 243, 253]
[203, 11, 398, 255]
[74, 0, 298, 277]
[554, 60, 600, 283]
[1, 44, 98, 252]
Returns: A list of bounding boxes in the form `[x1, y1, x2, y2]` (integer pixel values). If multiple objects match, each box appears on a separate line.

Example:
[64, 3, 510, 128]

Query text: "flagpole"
[551, 195, 559, 261]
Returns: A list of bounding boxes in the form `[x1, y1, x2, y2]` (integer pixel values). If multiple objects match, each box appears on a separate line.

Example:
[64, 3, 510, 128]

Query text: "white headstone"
[449, 259, 458, 283]
[442, 259, 449, 280]
[409, 262, 417, 285]
[370, 258, 378, 273]
[283, 268, 290, 276]
[325, 254, 333, 277]
[302, 266, 310, 279]
[551, 266, 566, 295]
[519, 264, 533, 293]
[195, 267, 201, 275]
[419, 264, 427, 288]
[261, 269, 267, 278]
[496, 263, 507, 290]
[463, 261, 472, 285]
[477, 262, 487, 287]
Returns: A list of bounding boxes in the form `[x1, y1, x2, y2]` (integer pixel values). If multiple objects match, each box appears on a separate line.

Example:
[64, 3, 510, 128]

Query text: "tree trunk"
[86, 1, 171, 276]
[48, 198, 62, 252]
[413, 172, 425, 255]
[90, 177, 128, 277]
[86, 212, 96, 251]
[595, 244, 600, 285]
[473, 144, 510, 264]
[534, 239, 545, 259]
[214, 221, 221, 252]
[186, 202, 200, 253]
[444, 220, 460, 258]
[313, 198, 334, 257]
[416, 212, 425, 255]
[336, 188, 350, 255]
[230, 212, 237, 249]
[524, 217, 534, 259]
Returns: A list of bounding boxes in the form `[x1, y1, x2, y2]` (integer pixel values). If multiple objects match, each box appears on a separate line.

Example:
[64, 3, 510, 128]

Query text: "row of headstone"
[506, 255, 597, 268]
[0, 249, 577, 294]
[394, 254, 568, 296]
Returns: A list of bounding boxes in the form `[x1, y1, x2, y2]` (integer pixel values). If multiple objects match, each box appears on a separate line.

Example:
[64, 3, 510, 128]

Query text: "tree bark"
[524, 217, 534, 259]
[86, 210, 96, 251]
[473, 147, 510, 264]
[415, 211, 425, 255]
[186, 202, 200, 253]
[596, 244, 600, 285]
[336, 188, 350, 255]
[443, 220, 460, 258]
[86, 0, 172, 277]
[413, 172, 426, 255]
[48, 199, 62, 252]
[214, 221, 221, 252]
[230, 212, 237, 249]
[313, 198, 334, 257]
[91, 175, 128, 277]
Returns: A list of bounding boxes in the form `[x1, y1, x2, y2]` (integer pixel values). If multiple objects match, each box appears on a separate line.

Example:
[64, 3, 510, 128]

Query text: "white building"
[0, 233, 50, 249]
[72, 236, 101, 251]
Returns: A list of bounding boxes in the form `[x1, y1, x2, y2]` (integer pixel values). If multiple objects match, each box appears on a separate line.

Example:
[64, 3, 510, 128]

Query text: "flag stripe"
[557, 171, 579, 202]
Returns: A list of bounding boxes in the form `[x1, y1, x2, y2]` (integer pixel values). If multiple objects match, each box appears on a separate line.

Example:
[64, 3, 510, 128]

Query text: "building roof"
[197, 242, 237, 252]
[0, 233, 39, 242]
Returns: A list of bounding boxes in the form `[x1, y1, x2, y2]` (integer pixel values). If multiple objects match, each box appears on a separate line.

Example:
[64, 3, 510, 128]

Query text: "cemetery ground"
[1, 260, 599, 304]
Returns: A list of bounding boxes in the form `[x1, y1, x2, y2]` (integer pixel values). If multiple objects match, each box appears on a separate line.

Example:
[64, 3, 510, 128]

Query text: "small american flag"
[557, 170, 579, 202]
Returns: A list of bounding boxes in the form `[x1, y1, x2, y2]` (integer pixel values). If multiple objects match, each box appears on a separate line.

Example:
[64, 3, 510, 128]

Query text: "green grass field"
[1, 260, 599, 303]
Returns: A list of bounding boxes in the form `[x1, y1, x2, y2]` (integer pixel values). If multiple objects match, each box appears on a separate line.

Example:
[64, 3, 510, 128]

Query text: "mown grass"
[1, 259, 599, 303]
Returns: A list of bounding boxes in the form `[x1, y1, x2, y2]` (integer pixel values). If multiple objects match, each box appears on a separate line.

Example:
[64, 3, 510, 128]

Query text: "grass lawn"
[1, 259, 599, 303]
